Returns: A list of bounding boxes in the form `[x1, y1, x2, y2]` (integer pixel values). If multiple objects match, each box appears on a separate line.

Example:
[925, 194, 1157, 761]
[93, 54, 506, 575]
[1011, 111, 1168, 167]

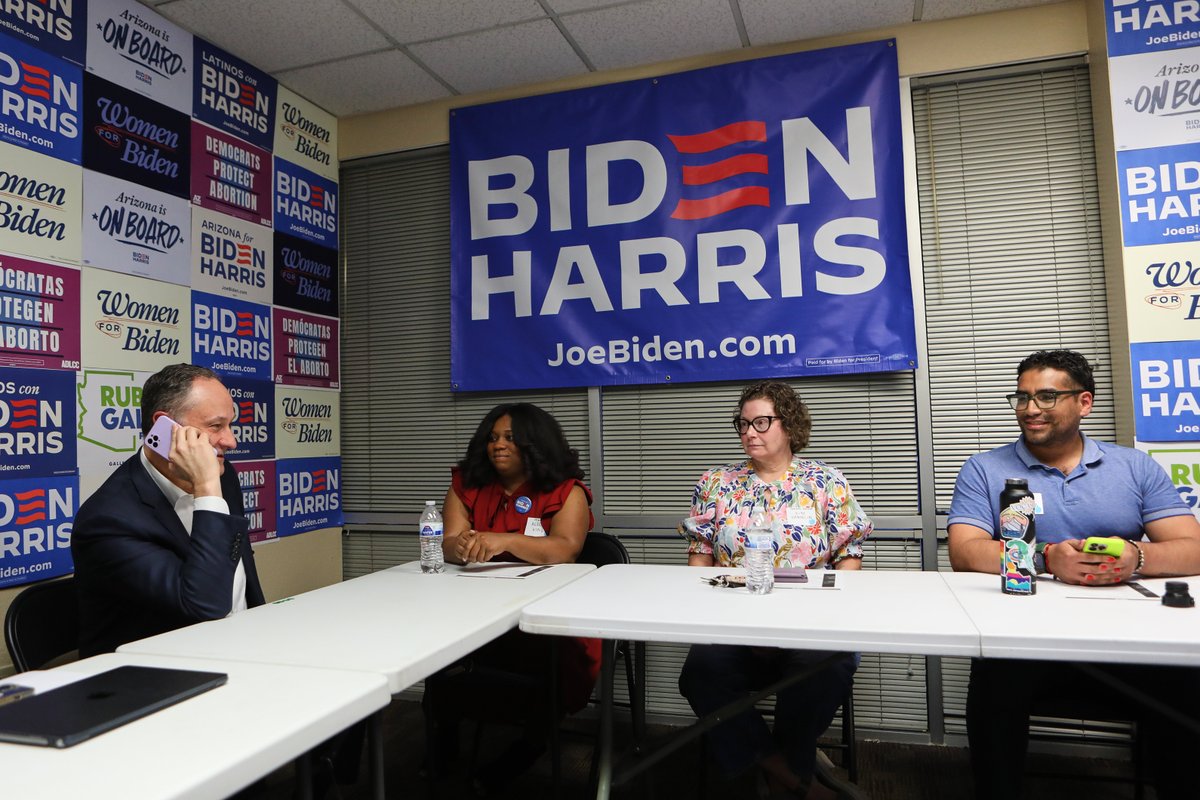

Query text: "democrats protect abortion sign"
[449, 40, 914, 391]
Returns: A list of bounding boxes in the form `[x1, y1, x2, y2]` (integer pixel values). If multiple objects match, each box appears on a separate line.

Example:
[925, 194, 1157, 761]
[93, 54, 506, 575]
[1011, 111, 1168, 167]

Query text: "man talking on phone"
[72, 363, 265, 657]
[947, 349, 1200, 799]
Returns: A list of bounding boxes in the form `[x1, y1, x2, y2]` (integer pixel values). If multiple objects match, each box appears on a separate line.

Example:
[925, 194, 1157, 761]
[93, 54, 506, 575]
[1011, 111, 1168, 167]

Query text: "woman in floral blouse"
[678, 380, 872, 799]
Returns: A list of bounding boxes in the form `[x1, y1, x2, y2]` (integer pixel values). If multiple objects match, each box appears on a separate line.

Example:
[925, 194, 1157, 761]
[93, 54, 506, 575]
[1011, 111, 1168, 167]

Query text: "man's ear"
[1078, 391, 1094, 417]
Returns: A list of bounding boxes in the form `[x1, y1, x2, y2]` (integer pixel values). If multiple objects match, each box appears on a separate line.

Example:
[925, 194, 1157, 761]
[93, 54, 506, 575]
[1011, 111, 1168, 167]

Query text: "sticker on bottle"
[523, 517, 546, 537]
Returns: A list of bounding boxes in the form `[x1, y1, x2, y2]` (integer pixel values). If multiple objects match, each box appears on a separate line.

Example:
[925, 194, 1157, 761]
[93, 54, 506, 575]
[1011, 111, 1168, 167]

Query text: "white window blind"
[913, 60, 1114, 514]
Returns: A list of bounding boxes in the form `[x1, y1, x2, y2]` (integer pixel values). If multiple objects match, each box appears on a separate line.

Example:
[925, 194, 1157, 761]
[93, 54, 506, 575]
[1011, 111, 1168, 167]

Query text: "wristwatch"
[1033, 541, 1050, 574]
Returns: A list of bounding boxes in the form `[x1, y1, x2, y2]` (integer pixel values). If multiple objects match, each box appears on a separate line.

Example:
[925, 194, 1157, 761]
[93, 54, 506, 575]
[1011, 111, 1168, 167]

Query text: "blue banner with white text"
[449, 40, 914, 391]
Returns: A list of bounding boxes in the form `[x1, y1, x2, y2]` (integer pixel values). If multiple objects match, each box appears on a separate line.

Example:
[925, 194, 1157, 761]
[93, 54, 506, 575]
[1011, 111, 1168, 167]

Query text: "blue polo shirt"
[947, 434, 1189, 543]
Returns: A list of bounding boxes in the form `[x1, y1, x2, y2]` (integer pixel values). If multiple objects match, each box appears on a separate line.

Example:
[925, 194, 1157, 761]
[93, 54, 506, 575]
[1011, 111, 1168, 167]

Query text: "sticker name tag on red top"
[524, 517, 546, 537]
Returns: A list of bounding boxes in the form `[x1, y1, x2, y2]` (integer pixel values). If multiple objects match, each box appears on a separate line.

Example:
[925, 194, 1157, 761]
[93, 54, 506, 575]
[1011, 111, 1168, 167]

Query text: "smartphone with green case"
[1081, 537, 1126, 558]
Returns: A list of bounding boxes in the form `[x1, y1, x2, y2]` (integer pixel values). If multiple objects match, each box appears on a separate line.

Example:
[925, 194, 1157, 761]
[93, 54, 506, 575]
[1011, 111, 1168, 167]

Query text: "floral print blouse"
[681, 455, 872, 568]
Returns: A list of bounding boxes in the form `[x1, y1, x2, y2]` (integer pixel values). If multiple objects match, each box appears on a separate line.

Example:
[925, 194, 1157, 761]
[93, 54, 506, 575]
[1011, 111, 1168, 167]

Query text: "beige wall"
[0, 528, 341, 677]
[341, 1, 1089, 160]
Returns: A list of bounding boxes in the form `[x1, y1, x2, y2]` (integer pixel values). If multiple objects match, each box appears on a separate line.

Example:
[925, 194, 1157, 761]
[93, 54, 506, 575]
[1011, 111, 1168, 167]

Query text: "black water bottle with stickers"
[999, 478, 1036, 595]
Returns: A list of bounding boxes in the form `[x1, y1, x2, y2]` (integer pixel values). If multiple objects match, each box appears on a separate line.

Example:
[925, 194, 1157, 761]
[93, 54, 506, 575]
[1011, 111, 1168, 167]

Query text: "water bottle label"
[1003, 539, 1035, 594]
[999, 496, 1036, 540]
[420, 522, 443, 537]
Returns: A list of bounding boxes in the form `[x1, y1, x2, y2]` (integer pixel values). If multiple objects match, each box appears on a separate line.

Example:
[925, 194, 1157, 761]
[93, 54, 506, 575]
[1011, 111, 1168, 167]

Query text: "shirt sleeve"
[1135, 449, 1193, 524]
[947, 455, 996, 536]
[683, 470, 719, 557]
[824, 465, 872, 563]
[194, 495, 230, 515]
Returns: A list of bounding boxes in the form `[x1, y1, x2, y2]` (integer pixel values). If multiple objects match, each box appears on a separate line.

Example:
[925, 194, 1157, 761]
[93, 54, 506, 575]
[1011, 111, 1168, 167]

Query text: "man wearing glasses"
[947, 349, 1200, 799]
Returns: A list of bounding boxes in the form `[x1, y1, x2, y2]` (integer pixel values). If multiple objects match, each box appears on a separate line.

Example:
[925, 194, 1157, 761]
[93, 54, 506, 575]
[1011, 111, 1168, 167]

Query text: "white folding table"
[520, 564, 984, 799]
[0, 652, 389, 800]
[120, 561, 595, 797]
[940, 572, 1200, 665]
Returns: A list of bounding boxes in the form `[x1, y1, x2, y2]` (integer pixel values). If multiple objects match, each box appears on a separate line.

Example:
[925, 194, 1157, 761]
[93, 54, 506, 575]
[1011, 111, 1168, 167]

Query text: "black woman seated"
[428, 403, 600, 792]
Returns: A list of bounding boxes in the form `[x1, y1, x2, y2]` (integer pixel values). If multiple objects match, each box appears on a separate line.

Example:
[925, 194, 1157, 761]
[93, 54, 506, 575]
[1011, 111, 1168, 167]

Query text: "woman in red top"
[429, 403, 600, 794]
[444, 403, 592, 566]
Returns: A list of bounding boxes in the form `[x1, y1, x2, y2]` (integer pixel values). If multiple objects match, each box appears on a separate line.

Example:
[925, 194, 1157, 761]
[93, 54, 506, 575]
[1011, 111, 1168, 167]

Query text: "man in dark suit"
[72, 363, 266, 657]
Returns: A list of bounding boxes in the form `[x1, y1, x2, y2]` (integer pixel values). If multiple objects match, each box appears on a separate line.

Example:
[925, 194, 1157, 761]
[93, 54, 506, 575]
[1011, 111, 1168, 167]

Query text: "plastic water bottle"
[744, 506, 774, 595]
[419, 501, 444, 574]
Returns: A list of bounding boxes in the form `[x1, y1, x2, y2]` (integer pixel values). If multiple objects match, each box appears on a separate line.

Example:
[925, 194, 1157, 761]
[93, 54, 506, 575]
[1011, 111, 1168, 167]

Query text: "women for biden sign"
[449, 40, 915, 391]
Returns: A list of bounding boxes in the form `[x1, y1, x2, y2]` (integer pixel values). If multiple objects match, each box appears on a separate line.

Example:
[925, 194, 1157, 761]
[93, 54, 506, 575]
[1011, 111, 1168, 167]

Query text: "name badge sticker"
[786, 505, 817, 527]
[1033, 493, 1044, 515]
[523, 517, 546, 537]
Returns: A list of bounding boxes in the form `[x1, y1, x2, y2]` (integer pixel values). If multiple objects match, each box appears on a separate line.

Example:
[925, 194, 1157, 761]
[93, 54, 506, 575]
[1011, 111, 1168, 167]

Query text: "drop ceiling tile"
[565, 0, 740, 71]
[549, 0, 645, 12]
[348, 0, 545, 43]
[276, 50, 450, 116]
[740, 0, 912, 46]
[411, 19, 588, 95]
[154, 0, 390, 72]
[921, 0, 1059, 21]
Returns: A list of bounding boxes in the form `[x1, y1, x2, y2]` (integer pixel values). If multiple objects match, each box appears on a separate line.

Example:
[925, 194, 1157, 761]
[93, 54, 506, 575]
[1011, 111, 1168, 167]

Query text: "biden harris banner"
[449, 40, 914, 391]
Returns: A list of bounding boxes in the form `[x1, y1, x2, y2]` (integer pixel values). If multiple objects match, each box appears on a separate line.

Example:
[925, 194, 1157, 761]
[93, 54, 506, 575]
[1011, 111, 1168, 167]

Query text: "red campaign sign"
[271, 307, 338, 388]
[0, 254, 80, 370]
[190, 122, 272, 227]
[236, 458, 277, 543]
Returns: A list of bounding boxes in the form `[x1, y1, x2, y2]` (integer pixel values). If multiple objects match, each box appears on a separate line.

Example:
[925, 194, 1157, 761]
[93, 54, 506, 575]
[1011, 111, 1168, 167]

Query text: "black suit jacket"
[71, 453, 266, 657]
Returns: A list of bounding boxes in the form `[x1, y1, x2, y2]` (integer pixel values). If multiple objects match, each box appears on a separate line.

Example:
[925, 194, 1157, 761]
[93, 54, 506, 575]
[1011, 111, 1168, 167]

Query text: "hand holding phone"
[1081, 537, 1126, 559]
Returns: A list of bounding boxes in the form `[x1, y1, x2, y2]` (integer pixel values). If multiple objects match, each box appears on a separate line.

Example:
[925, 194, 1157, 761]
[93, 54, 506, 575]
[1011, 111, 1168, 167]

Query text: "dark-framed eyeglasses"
[1005, 390, 1085, 410]
[733, 415, 779, 435]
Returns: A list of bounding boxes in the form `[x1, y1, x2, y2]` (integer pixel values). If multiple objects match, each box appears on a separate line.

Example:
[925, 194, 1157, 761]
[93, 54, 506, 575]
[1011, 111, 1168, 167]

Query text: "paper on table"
[3, 670, 83, 694]
[457, 563, 551, 579]
[1060, 582, 1159, 600]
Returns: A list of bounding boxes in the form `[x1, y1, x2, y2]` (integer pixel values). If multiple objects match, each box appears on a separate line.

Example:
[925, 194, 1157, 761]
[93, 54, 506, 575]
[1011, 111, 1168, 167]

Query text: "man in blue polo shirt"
[948, 349, 1200, 800]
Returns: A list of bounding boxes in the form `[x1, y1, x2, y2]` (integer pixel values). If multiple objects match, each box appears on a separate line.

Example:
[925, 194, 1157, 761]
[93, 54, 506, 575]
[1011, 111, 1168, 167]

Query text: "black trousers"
[966, 658, 1200, 800]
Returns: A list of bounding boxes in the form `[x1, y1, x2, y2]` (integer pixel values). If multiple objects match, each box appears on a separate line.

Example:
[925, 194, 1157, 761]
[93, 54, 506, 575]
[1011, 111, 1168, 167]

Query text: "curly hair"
[736, 380, 811, 453]
[457, 403, 584, 493]
[1017, 349, 1096, 396]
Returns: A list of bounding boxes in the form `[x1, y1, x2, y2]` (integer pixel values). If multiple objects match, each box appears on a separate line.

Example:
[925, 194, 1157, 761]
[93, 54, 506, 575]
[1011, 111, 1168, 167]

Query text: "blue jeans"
[678, 644, 857, 780]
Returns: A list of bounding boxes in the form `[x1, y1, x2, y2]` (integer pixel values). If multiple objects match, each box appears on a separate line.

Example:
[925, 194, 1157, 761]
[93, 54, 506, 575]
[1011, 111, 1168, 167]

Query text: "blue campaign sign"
[1131, 340, 1200, 441]
[191, 289, 272, 381]
[0, 474, 77, 589]
[449, 40, 915, 391]
[0, 367, 76, 478]
[223, 376, 273, 460]
[276, 455, 341, 537]
[0, 31, 81, 163]
[0, 0, 87, 65]
[193, 39, 275, 152]
[1117, 143, 1200, 246]
[1106, 1, 1200, 57]
[273, 157, 338, 248]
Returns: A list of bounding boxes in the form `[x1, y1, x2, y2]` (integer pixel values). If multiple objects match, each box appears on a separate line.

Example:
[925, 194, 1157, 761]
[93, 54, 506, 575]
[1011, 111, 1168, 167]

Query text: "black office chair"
[4, 575, 79, 673]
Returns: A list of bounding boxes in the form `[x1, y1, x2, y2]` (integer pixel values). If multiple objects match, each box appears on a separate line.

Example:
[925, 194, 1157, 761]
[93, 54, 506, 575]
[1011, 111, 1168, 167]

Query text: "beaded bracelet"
[1129, 539, 1145, 574]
